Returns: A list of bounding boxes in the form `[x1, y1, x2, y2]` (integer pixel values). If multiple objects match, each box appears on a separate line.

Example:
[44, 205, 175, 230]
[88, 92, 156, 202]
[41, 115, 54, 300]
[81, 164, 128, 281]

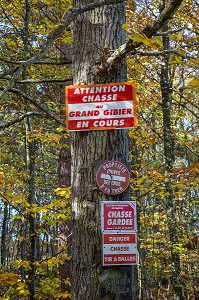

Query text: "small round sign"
[96, 161, 130, 195]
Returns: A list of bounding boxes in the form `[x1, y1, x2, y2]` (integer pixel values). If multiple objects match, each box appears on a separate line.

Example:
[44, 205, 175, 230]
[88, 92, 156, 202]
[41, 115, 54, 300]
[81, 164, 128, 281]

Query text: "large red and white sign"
[101, 201, 136, 232]
[103, 233, 137, 266]
[96, 160, 130, 195]
[65, 82, 136, 131]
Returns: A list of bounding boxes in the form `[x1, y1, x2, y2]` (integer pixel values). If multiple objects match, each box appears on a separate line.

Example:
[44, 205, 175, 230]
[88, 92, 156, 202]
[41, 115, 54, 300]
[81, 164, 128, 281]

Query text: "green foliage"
[0, 0, 198, 299]
[126, 1, 199, 298]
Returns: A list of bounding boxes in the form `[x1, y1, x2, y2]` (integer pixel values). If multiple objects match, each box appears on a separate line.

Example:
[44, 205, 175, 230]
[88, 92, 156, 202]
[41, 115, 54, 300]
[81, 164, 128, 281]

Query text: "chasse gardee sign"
[65, 82, 136, 131]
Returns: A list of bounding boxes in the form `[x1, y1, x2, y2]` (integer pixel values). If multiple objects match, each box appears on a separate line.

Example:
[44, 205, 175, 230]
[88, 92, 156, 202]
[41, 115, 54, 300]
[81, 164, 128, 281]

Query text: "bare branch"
[0, 65, 24, 99]
[0, 58, 72, 65]
[172, 99, 199, 120]
[0, 86, 65, 125]
[154, 27, 183, 36]
[0, 112, 42, 129]
[136, 48, 197, 60]
[16, 76, 73, 84]
[136, 49, 185, 57]
[142, 0, 183, 38]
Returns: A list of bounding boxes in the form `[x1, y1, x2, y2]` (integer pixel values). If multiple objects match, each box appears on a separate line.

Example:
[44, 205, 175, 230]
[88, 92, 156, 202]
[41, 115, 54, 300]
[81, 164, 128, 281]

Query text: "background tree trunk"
[1, 202, 8, 266]
[160, 19, 187, 300]
[58, 139, 72, 297]
[70, 1, 137, 299]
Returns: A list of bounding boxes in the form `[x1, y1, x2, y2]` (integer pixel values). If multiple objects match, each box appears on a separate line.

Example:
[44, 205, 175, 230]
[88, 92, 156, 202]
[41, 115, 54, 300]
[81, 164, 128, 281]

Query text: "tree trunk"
[27, 139, 37, 300]
[58, 42, 72, 297]
[58, 139, 72, 296]
[160, 21, 187, 300]
[1, 202, 8, 265]
[70, 1, 137, 299]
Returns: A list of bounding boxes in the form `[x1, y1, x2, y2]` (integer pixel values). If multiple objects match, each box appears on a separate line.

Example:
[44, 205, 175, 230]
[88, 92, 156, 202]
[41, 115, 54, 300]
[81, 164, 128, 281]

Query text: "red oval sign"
[96, 161, 130, 195]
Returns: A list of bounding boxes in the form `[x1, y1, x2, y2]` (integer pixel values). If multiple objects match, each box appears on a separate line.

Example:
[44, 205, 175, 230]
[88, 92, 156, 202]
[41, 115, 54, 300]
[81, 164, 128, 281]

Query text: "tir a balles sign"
[65, 82, 136, 131]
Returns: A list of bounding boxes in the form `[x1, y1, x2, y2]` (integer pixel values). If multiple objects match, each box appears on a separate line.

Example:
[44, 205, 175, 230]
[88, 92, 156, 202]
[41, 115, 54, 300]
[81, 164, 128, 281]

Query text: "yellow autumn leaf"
[187, 79, 199, 86]
[62, 293, 72, 298]
[136, 177, 145, 185]
[56, 127, 66, 132]
[122, 23, 129, 30]
[54, 187, 70, 198]
[42, 208, 49, 213]
[64, 277, 71, 285]
[0, 172, 4, 182]
[19, 236, 25, 243]
[176, 32, 183, 41]
[128, 33, 153, 46]
[18, 289, 30, 296]
[0, 273, 20, 286]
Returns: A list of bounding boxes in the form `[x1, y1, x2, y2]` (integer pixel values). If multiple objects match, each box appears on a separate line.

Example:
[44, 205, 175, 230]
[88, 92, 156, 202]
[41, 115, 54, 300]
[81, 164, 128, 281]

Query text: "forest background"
[0, 0, 198, 299]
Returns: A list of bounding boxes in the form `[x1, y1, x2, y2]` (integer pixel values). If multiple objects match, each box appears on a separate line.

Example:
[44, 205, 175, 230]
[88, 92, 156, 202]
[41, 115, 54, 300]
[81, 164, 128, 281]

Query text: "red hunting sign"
[102, 233, 137, 266]
[101, 201, 137, 232]
[65, 82, 136, 131]
[96, 160, 130, 195]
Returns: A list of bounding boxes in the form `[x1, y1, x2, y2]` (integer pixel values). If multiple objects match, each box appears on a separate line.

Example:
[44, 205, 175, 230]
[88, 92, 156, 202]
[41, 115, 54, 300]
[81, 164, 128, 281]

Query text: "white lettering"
[77, 121, 89, 128]
[73, 85, 125, 95]
[93, 119, 124, 127]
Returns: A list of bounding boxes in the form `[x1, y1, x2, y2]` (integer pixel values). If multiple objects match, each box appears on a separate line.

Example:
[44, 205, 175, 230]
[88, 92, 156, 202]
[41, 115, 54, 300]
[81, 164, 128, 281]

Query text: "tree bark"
[160, 18, 187, 300]
[70, 1, 137, 299]
[58, 139, 72, 297]
[27, 139, 37, 300]
[1, 202, 8, 265]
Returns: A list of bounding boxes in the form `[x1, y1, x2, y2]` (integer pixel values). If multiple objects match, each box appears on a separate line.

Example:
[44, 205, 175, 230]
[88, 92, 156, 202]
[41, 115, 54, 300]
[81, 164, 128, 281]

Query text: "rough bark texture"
[27, 139, 37, 300]
[1, 203, 8, 265]
[58, 139, 72, 296]
[70, 1, 137, 299]
[160, 21, 187, 300]
[58, 47, 72, 295]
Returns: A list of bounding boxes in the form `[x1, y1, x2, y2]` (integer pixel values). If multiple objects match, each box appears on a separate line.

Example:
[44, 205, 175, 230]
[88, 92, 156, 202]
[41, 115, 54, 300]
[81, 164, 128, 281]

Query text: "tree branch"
[0, 87, 65, 125]
[136, 49, 185, 57]
[0, 65, 24, 99]
[154, 27, 183, 36]
[0, 112, 42, 129]
[106, 0, 183, 66]
[16, 76, 73, 84]
[0, 58, 72, 65]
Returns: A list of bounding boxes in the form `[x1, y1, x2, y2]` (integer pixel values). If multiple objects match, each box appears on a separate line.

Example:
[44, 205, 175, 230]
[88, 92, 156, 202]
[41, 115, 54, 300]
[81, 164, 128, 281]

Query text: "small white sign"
[102, 233, 137, 266]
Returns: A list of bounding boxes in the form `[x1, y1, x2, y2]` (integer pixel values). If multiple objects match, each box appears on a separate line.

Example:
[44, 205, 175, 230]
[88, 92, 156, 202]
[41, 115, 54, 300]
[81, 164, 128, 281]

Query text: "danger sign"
[96, 160, 130, 195]
[101, 201, 136, 232]
[65, 82, 136, 131]
[102, 233, 137, 266]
